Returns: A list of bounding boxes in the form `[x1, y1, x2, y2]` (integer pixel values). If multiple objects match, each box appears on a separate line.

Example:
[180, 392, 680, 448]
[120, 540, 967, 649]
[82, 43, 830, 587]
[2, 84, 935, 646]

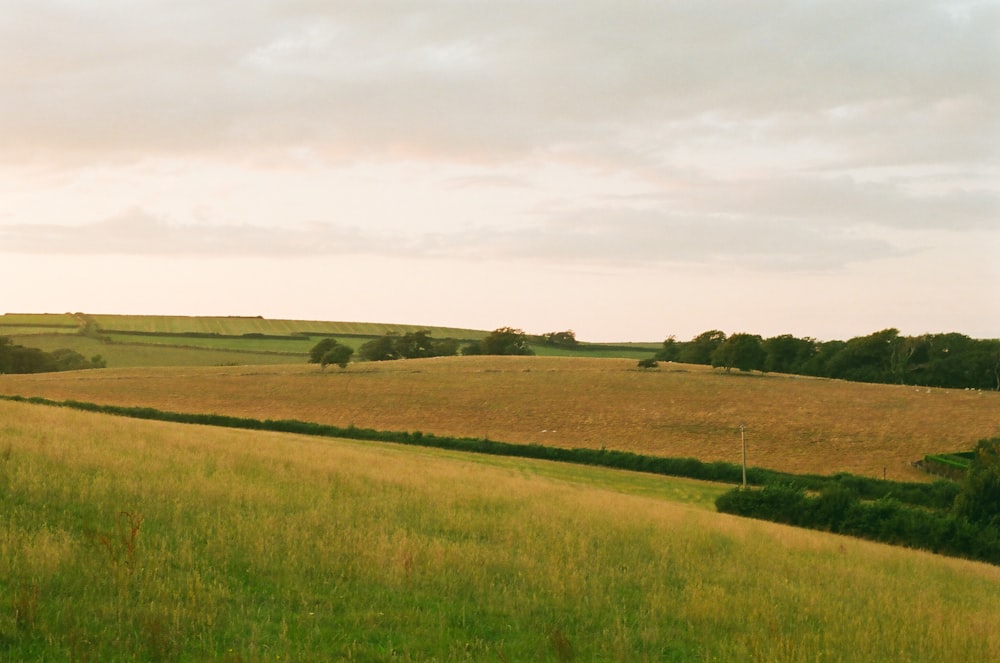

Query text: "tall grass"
[2, 400, 999, 661]
[2, 357, 998, 479]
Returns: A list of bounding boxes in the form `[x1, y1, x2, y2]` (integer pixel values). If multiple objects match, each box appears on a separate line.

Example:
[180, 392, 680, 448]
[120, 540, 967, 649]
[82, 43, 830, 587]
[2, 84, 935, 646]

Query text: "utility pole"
[740, 424, 747, 489]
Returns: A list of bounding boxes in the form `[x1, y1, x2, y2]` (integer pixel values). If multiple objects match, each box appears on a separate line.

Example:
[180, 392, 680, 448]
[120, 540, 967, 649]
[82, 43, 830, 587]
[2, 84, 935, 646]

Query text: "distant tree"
[321, 344, 354, 370]
[431, 338, 460, 357]
[679, 330, 726, 365]
[357, 334, 400, 362]
[479, 327, 534, 356]
[357, 330, 459, 362]
[0, 336, 105, 373]
[308, 338, 340, 364]
[711, 333, 766, 373]
[460, 341, 483, 356]
[50, 348, 103, 371]
[953, 438, 1000, 528]
[654, 335, 682, 362]
[542, 330, 578, 348]
[763, 334, 817, 374]
[394, 330, 437, 359]
[800, 339, 846, 377]
[826, 328, 902, 383]
[972, 340, 1000, 391]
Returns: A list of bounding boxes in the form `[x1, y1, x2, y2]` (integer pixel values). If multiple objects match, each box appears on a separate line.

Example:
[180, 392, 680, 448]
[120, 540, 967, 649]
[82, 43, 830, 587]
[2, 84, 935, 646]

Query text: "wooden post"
[741, 424, 747, 489]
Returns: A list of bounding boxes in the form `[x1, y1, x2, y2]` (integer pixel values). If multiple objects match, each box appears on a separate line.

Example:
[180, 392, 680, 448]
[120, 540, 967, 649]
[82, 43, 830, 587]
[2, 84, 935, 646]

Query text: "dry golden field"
[1, 356, 998, 480]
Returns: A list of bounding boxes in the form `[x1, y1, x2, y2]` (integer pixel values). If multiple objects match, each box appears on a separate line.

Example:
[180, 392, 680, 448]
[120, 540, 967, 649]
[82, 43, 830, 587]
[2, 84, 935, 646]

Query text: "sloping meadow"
[2, 399, 1000, 661]
[1, 356, 998, 479]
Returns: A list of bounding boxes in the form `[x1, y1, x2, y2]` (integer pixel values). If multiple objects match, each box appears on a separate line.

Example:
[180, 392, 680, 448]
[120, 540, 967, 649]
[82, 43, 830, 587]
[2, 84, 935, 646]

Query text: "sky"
[1, 1, 998, 342]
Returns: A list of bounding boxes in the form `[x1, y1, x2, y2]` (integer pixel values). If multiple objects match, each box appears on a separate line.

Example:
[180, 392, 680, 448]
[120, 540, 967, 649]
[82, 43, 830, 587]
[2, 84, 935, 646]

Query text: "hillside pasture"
[85, 313, 487, 340]
[1, 356, 997, 480]
[1, 333, 302, 368]
[2, 398, 999, 661]
[0, 312, 78, 328]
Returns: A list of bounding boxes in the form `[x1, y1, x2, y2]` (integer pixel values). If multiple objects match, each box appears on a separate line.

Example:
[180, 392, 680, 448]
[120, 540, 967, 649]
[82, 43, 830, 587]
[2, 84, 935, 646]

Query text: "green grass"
[86, 314, 488, 340]
[530, 342, 659, 359]
[3, 399, 1000, 662]
[0, 326, 79, 337]
[3, 313, 667, 364]
[3, 334, 303, 368]
[0, 313, 78, 327]
[103, 332, 316, 354]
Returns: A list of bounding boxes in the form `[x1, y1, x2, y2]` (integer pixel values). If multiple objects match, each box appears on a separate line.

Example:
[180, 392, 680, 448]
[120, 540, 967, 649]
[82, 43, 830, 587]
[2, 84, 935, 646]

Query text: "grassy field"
[1, 313, 657, 365]
[83, 314, 488, 340]
[3, 398, 999, 662]
[1, 356, 997, 481]
[1, 333, 303, 368]
[0, 313, 78, 328]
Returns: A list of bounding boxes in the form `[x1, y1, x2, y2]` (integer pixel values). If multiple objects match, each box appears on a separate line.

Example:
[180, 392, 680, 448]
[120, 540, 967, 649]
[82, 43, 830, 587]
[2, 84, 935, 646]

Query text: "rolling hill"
[3, 398, 999, 661]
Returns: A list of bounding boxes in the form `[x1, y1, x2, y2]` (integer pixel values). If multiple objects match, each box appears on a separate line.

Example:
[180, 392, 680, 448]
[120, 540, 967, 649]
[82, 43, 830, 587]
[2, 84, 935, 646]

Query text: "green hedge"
[715, 485, 1000, 566]
[0, 394, 956, 511]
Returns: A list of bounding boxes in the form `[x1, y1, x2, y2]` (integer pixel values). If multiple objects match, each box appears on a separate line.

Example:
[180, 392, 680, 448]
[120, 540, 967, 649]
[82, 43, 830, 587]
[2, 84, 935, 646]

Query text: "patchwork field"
[3, 399, 999, 661]
[1, 356, 997, 480]
[0, 312, 488, 339]
[0, 313, 657, 365]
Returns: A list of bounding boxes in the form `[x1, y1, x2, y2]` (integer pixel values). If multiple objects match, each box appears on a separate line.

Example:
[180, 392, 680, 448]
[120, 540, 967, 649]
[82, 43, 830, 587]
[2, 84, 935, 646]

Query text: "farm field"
[1, 312, 656, 365]
[84, 313, 489, 340]
[0, 333, 303, 368]
[2, 356, 997, 480]
[3, 398, 999, 662]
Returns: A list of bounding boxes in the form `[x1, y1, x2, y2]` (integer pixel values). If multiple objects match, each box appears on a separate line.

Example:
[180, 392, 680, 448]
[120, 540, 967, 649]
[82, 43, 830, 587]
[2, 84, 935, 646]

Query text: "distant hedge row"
[1, 394, 956, 513]
[715, 484, 1000, 566]
[109, 330, 310, 341]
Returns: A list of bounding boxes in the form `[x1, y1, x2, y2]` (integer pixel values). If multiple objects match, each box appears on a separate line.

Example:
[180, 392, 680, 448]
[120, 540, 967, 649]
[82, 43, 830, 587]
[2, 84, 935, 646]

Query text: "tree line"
[715, 437, 1000, 565]
[310, 327, 538, 368]
[649, 328, 1000, 390]
[0, 336, 106, 374]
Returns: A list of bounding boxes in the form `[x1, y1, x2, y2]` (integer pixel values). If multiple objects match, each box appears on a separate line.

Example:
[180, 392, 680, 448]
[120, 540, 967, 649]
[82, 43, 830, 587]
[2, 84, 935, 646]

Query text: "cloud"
[0, 208, 378, 257]
[1, 1, 995, 270]
[2, 0, 996, 169]
[0, 203, 901, 271]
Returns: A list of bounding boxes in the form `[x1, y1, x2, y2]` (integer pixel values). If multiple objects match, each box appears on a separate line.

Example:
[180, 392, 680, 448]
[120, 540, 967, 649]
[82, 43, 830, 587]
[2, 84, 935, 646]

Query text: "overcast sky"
[2, 1, 997, 342]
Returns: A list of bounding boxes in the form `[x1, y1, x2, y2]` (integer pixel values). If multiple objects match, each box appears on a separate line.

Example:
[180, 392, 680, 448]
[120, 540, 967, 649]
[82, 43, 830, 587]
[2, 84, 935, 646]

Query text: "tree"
[308, 338, 339, 364]
[679, 330, 726, 365]
[479, 327, 534, 356]
[394, 330, 436, 359]
[800, 339, 846, 377]
[357, 330, 458, 362]
[321, 345, 354, 370]
[358, 334, 400, 362]
[763, 334, 817, 374]
[654, 335, 681, 362]
[460, 341, 483, 356]
[825, 328, 901, 383]
[542, 330, 578, 348]
[711, 333, 765, 373]
[0, 336, 106, 373]
[50, 348, 102, 371]
[953, 438, 1000, 529]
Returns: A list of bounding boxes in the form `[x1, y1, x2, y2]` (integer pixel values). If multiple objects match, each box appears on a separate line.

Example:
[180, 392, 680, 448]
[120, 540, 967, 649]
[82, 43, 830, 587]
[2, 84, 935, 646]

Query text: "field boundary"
[1, 394, 956, 510]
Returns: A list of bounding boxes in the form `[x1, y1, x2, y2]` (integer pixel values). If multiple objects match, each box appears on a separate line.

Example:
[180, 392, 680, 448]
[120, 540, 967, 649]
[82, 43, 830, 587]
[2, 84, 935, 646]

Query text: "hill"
[1, 356, 997, 480]
[0, 313, 656, 366]
[3, 398, 999, 661]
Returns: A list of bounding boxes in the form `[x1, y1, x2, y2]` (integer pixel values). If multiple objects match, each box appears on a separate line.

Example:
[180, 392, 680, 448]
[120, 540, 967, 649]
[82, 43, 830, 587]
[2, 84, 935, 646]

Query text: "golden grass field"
[1, 356, 997, 481]
[3, 398, 1000, 661]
